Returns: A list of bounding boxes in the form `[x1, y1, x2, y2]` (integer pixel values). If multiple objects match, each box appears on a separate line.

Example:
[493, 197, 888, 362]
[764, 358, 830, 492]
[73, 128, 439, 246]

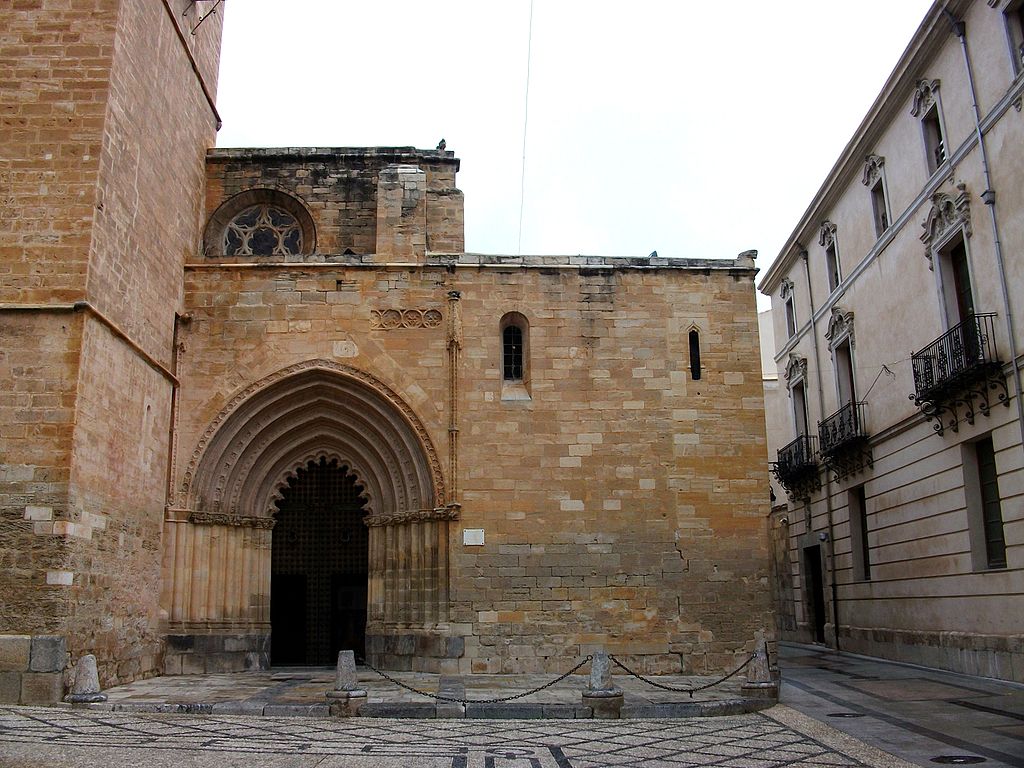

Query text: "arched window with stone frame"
[204, 188, 317, 258]
[499, 312, 531, 401]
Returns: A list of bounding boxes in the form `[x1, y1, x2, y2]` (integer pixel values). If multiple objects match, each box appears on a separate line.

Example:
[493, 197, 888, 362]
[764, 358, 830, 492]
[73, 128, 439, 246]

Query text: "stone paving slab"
[780, 642, 1024, 768]
[0, 705, 917, 767]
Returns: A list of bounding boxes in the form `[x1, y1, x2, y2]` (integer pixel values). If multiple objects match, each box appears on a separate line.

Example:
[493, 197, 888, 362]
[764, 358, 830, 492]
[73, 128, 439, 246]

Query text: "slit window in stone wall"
[689, 329, 702, 380]
[224, 205, 304, 256]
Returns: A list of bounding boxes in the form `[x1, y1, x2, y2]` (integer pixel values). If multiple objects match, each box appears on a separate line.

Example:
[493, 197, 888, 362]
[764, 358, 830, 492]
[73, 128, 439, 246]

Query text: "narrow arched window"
[503, 324, 524, 381]
[499, 312, 531, 401]
[689, 329, 701, 380]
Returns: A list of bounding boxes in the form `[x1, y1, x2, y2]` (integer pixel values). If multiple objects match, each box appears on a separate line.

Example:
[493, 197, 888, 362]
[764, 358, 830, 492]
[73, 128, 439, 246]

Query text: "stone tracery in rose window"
[224, 205, 303, 256]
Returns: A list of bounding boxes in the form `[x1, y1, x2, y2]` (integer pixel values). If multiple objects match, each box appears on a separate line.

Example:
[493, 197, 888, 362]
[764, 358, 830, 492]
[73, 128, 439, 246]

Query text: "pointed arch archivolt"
[179, 359, 446, 520]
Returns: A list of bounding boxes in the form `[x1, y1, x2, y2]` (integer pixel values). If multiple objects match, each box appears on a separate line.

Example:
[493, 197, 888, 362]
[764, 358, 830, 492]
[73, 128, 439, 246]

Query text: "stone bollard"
[325, 650, 367, 717]
[581, 651, 623, 719]
[64, 654, 107, 704]
[741, 629, 778, 700]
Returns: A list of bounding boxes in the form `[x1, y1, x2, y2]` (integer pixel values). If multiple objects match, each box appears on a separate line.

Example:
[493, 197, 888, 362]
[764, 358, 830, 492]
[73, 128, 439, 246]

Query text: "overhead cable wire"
[517, 0, 534, 257]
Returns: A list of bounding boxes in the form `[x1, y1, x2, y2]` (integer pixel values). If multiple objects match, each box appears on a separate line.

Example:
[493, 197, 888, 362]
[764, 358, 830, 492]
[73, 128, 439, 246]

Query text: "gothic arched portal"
[162, 361, 459, 671]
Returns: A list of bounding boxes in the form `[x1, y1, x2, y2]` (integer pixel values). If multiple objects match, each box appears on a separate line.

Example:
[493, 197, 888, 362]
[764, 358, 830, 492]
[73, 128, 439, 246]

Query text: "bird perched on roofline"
[436, 138, 446, 151]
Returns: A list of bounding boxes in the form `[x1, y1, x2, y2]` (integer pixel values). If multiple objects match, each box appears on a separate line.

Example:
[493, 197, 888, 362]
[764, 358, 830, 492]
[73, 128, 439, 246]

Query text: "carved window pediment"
[911, 79, 941, 117]
[780, 277, 795, 301]
[921, 182, 972, 267]
[825, 306, 855, 350]
[862, 155, 885, 187]
[818, 221, 838, 248]
[785, 354, 808, 387]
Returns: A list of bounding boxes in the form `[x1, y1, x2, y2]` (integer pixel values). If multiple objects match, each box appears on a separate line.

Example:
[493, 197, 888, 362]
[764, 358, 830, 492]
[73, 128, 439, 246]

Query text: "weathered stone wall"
[452, 261, 771, 674]
[0, 0, 222, 692]
[171, 249, 772, 675]
[0, 312, 82, 637]
[203, 148, 464, 259]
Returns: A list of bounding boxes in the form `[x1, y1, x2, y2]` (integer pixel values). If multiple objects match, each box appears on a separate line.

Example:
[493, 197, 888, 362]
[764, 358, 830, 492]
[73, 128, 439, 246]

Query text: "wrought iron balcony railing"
[911, 313, 997, 398]
[771, 434, 820, 500]
[819, 401, 868, 456]
[818, 402, 872, 481]
[910, 313, 1008, 435]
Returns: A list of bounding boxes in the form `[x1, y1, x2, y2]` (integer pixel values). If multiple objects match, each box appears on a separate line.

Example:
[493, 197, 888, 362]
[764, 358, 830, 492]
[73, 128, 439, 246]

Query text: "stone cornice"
[186, 253, 758, 274]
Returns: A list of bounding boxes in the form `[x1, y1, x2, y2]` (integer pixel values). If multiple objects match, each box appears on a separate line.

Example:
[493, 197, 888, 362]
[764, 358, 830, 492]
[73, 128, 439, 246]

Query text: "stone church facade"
[0, 1, 771, 701]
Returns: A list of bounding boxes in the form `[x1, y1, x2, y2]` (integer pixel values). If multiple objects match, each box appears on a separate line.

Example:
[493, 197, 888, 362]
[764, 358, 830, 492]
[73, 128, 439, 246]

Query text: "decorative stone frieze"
[370, 308, 444, 330]
[364, 505, 460, 528]
[190, 511, 275, 529]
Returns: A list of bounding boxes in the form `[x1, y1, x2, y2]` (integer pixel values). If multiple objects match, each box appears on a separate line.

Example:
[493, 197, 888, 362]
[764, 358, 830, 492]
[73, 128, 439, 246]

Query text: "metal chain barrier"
[608, 652, 756, 698]
[356, 655, 593, 705]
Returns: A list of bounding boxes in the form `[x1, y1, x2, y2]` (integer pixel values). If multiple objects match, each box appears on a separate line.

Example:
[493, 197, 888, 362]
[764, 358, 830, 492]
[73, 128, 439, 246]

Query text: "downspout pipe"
[802, 248, 840, 651]
[947, 11, 1024, 449]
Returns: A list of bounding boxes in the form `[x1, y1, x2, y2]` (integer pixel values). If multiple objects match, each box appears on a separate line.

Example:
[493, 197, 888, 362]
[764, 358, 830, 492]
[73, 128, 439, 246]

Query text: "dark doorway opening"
[271, 457, 368, 665]
[804, 545, 827, 644]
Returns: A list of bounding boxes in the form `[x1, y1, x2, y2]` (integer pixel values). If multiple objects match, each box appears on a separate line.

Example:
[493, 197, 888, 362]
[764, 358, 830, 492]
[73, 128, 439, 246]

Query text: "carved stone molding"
[825, 306, 855, 350]
[191, 511, 276, 529]
[862, 155, 885, 187]
[911, 79, 941, 117]
[180, 359, 446, 518]
[364, 504, 461, 528]
[920, 182, 972, 269]
[780, 277, 795, 301]
[987, 0, 1001, 8]
[785, 354, 808, 386]
[370, 308, 444, 330]
[818, 221, 837, 248]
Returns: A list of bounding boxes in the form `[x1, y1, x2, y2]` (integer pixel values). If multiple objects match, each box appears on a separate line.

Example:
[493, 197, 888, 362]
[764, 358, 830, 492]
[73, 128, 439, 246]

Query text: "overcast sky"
[215, 1, 934, 300]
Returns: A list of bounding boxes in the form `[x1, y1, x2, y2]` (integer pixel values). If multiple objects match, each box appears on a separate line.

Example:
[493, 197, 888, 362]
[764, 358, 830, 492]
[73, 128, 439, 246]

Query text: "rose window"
[224, 205, 303, 256]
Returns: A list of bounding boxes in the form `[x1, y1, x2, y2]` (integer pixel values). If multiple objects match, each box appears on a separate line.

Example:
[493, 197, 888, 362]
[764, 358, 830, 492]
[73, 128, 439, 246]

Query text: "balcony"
[818, 401, 872, 481]
[772, 434, 820, 501]
[910, 313, 1008, 436]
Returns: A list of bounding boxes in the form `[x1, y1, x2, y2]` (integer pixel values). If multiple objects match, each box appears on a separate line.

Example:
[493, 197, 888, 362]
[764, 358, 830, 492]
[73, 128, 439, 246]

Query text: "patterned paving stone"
[0, 705, 914, 767]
